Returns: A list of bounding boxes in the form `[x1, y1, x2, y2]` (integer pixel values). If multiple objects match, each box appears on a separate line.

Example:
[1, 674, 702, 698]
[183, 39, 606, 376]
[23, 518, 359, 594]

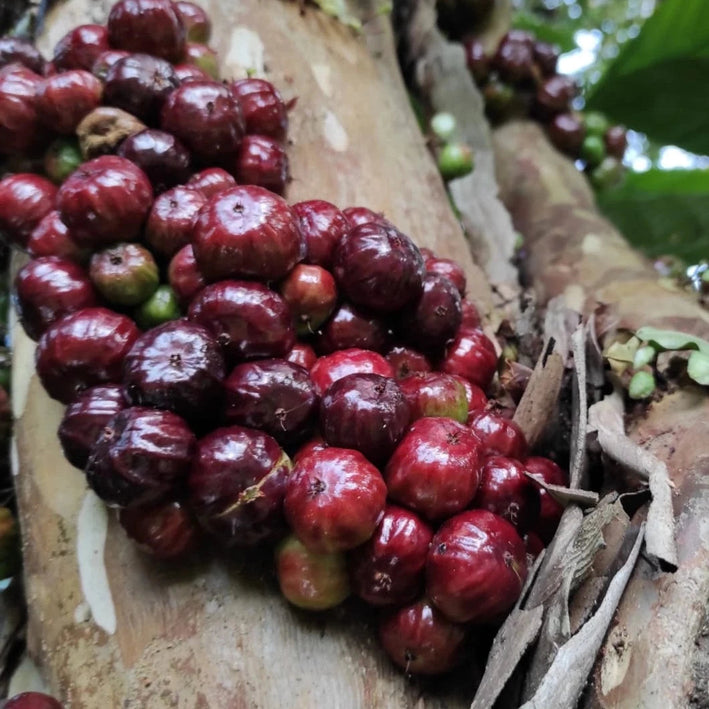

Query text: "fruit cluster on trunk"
[0, 0, 570, 687]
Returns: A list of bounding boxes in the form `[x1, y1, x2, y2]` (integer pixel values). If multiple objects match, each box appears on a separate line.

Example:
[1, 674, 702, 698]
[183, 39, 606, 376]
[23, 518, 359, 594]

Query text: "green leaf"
[511, 11, 577, 53]
[687, 351, 709, 385]
[596, 169, 709, 263]
[635, 326, 709, 355]
[585, 0, 709, 154]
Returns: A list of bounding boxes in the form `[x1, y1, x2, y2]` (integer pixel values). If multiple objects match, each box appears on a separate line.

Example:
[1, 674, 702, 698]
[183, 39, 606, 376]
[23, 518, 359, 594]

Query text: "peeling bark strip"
[397, 0, 520, 295]
[493, 121, 709, 708]
[588, 391, 678, 570]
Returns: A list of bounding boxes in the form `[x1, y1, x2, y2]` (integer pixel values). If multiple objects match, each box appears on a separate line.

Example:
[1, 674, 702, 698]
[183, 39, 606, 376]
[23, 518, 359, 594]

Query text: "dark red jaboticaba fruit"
[525, 456, 567, 544]
[284, 447, 386, 553]
[474, 456, 540, 534]
[15, 256, 97, 340]
[378, 599, 467, 675]
[291, 199, 349, 269]
[119, 500, 201, 559]
[123, 319, 226, 424]
[397, 371, 468, 423]
[53, 24, 110, 71]
[4, 691, 64, 709]
[160, 81, 244, 165]
[0, 173, 57, 248]
[188, 280, 295, 363]
[175, 1, 212, 43]
[35, 69, 103, 134]
[186, 167, 236, 198]
[168, 244, 205, 307]
[145, 186, 207, 258]
[385, 416, 482, 521]
[469, 410, 528, 460]
[223, 358, 317, 445]
[0, 37, 46, 74]
[426, 509, 527, 623]
[230, 78, 288, 141]
[440, 327, 497, 390]
[188, 425, 292, 546]
[26, 210, 87, 262]
[86, 406, 195, 508]
[349, 504, 433, 606]
[319, 373, 410, 466]
[191, 185, 303, 282]
[315, 302, 391, 355]
[232, 134, 289, 195]
[35, 307, 140, 403]
[107, 0, 187, 63]
[56, 155, 153, 248]
[310, 347, 394, 397]
[57, 384, 127, 469]
[333, 222, 425, 313]
[0, 64, 42, 156]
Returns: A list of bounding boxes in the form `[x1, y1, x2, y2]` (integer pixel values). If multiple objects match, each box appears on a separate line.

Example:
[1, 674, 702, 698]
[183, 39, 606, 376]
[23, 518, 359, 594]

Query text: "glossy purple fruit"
[398, 371, 468, 423]
[224, 358, 317, 444]
[53, 24, 110, 71]
[292, 199, 349, 269]
[0, 37, 46, 74]
[57, 384, 126, 469]
[233, 134, 289, 195]
[35, 307, 140, 403]
[119, 499, 200, 559]
[160, 80, 244, 164]
[188, 280, 295, 362]
[315, 302, 391, 355]
[320, 372, 410, 465]
[426, 509, 527, 623]
[56, 155, 153, 247]
[185, 166, 236, 198]
[379, 599, 467, 675]
[86, 406, 195, 508]
[333, 222, 424, 313]
[168, 244, 205, 307]
[117, 129, 191, 193]
[0, 64, 42, 155]
[107, 0, 187, 63]
[105, 54, 180, 124]
[35, 69, 103, 134]
[175, 1, 212, 42]
[398, 273, 462, 353]
[123, 319, 226, 422]
[230, 77, 288, 141]
[349, 504, 433, 606]
[188, 425, 292, 545]
[192, 185, 304, 282]
[145, 185, 206, 258]
[385, 417, 482, 521]
[385, 346, 432, 379]
[279, 263, 337, 336]
[474, 456, 540, 534]
[0, 173, 57, 248]
[284, 446, 386, 553]
[15, 256, 97, 340]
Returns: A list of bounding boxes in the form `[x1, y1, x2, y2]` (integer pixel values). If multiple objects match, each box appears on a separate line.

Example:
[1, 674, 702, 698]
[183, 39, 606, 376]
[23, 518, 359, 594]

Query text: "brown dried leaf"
[524, 473, 599, 508]
[519, 524, 645, 709]
[588, 391, 678, 570]
[512, 339, 564, 449]
[569, 325, 589, 489]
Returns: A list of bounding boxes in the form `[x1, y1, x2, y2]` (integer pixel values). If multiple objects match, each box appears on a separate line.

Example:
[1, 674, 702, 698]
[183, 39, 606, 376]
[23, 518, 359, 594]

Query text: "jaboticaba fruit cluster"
[463, 30, 627, 187]
[0, 0, 568, 680]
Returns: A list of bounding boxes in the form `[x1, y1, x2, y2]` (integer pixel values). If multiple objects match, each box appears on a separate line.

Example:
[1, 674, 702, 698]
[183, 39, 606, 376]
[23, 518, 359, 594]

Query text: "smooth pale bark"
[13, 1, 495, 706]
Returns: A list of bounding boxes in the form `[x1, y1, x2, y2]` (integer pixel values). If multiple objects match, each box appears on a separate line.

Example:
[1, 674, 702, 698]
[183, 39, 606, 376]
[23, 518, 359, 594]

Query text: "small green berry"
[589, 156, 624, 191]
[583, 111, 610, 137]
[135, 285, 182, 329]
[581, 134, 606, 167]
[44, 137, 82, 184]
[438, 142, 474, 180]
[430, 112, 457, 141]
[628, 371, 655, 400]
[633, 345, 657, 370]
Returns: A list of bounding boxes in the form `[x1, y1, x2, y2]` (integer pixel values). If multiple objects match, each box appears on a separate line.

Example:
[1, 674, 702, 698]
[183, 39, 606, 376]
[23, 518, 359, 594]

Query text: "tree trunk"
[14, 1, 492, 706]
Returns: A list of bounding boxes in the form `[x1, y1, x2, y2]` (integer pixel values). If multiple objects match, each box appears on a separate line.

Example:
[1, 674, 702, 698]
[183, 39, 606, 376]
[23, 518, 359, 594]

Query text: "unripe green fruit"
[628, 370, 655, 400]
[583, 111, 610, 137]
[438, 142, 474, 180]
[581, 134, 606, 167]
[90, 243, 159, 307]
[134, 285, 182, 329]
[589, 156, 624, 191]
[430, 112, 457, 141]
[44, 137, 82, 184]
